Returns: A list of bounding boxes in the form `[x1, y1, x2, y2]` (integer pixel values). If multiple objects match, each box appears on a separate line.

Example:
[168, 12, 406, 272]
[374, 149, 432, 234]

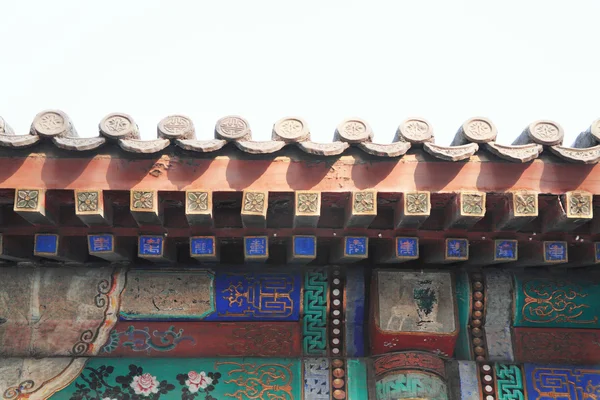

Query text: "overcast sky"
[1, 1, 598, 145]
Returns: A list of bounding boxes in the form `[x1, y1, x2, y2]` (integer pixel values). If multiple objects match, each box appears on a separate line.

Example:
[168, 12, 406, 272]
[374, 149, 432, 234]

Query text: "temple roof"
[1, 111, 600, 163]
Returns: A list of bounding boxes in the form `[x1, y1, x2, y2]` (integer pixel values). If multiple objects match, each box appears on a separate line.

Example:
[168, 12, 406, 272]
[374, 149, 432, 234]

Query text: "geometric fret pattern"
[495, 364, 525, 400]
[303, 268, 328, 355]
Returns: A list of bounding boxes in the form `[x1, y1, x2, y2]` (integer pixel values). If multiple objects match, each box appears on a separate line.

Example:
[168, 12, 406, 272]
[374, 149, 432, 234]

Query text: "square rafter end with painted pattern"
[74, 190, 112, 226]
[544, 191, 592, 232]
[423, 238, 468, 264]
[375, 237, 419, 264]
[88, 234, 132, 262]
[288, 235, 317, 264]
[244, 236, 269, 262]
[395, 192, 430, 229]
[445, 191, 486, 229]
[345, 190, 377, 228]
[130, 190, 162, 226]
[294, 191, 321, 228]
[241, 190, 268, 228]
[138, 235, 175, 263]
[496, 191, 538, 231]
[185, 191, 213, 226]
[34, 233, 86, 262]
[332, 236, 368, 263]
[565, 191, 593, 219]
[14, 188, 55, 225]
[190, 236, 219, 262]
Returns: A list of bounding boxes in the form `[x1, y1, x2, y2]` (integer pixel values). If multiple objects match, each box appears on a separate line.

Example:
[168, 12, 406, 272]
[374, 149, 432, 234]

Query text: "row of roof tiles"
[1, 111, 600, 163]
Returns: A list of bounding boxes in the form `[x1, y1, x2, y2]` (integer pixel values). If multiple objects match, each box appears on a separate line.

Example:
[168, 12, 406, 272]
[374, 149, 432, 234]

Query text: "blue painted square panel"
[88, 234, 114, 253]
[446, 238, 468, 259]
[245, 236, 268, 257]
[190, 236, 216, 256]
[396, 237, 418, 258]
[35, 234, 58, 255]
[495, 240, 517, 260]
[345, 237, 367, 256]
[293, 236, 316, 257]
[138, 235, 163, 256]
[544, 241, 567, 262]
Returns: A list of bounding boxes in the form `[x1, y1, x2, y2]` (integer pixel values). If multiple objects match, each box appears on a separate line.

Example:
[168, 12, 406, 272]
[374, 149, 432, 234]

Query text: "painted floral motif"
[16, 189, 39, 209]
[187, 192, 209, 212]
[243, 192, 265, 213]
[406, 192, 428, 214]
[462, 193, 484, 215]
[569, 193, 591, 216]
[77, 191, 99, 212]
[131, 374, 159, 396]
[515, 194, 536, 215]
[70, 365, 175, 400]
[101, 325, 195, 354]
[297, 192, 319, 214]
[132, 191, 154, 210]
[354, 191, 375, 213]
[176, 371, 221, 400]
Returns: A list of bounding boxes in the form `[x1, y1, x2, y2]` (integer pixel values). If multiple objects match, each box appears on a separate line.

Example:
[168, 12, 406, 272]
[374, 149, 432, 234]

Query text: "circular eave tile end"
[590, 118, 600, 142]
[397, 118, 433, 143]
[272, 116, 310, 142]
[215, 115, 251, 141]
[335, 118, 373, 143]
[158, 115, 195, 140]
[99, 112, 139, 140]
[527, 120, 564, 145]
[461, 117, 497, 143]
[31, 109, 71, 137]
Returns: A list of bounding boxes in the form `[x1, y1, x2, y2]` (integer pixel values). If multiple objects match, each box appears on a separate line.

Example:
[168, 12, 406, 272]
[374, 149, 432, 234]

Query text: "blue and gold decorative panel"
[544, 241, 568, 263]
[88, 234, 114, 254]
[495, 240, 518, 261]
[345, 236, 368, 257]
[514, 273, 600, 328]
[120, 270, 302, 321]
[291, 235, 316, 260]
[396, 237, 419, 259]
[34, 233, 58, 256]
[446, 238, 468, 260]
[244, 236, 268, 261]
[52, 358, 302, 399]
[190, 236, 217, 260]
[524, 364, 600, 400]
[138, 235, 163, 257]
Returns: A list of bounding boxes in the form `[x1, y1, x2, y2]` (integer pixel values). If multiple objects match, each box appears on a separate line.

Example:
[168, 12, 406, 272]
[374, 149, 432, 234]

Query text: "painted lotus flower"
[130, 373, 159, 396]
[185, 371, 212, 393]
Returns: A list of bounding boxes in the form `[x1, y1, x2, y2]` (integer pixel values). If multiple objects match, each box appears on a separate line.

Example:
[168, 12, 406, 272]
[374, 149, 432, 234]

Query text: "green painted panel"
[51, 358, 301, 399]
[514, 274, 600, 328]
[376, 371, 448, 400]
[347, 359, 368, 400]
[454, 270, 472, 359]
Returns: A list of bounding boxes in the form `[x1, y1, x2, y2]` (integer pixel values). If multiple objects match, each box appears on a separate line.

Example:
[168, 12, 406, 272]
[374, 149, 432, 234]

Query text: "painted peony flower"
[130, 373, 159, 396]
[185, 371, 212, 393]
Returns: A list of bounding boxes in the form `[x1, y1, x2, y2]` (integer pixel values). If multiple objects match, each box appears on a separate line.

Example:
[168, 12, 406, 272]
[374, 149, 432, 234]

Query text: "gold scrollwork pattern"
[215, 362, 294, 399]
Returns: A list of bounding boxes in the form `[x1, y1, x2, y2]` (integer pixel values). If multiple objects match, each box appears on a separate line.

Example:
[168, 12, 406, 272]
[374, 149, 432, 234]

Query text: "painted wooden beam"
[542, 191, 593, 232]
[13, 188, 55, 225]
[494, 191, 538, 231]
[74, 189, 112, 226]
[0, 234, 33, 262]
[185, 190, 213, 226]
[137, 234, 175, 263]
[423, 238, 469, 264]
[445, 192, 486, 229]
[241, 190, 268, 228]
[331, 236, 368, 263]
[394, 192, 431, 229]
[130, 190, 163, 226]
[345, 190, 377, 228]
[374, 237, 419, 263]
[294, 190, 320, 228]
[87, 234, 132, 262]
[511, 240, 568, 267]
[34, 233, 86, 262]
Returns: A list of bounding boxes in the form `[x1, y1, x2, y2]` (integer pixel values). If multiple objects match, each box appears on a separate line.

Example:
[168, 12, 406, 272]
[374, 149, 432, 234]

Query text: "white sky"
[1, 0, 599, 145]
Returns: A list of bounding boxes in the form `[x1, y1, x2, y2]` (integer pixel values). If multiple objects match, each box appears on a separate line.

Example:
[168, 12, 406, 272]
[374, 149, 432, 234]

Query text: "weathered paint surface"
[513, 327, 600, 364]
[457, 361, 480, 400]
[345, 267, 366, 357]
[514, 273, 600, 328]
[485, 269, 515, 362]
[376, 371, 448, 400]
[303, 358, 330, 399]
[51, 358, 302, 399]
[347, 358, 368, 400]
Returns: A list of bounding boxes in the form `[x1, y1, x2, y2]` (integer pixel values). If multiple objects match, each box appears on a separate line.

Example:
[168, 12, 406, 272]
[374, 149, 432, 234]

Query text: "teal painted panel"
[454, 270, 472, 360]
[514, 274, 600, 328]
[51, 358, 301, 399]
[347, 359, 368, 400]
[376, 371, 448, 400]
